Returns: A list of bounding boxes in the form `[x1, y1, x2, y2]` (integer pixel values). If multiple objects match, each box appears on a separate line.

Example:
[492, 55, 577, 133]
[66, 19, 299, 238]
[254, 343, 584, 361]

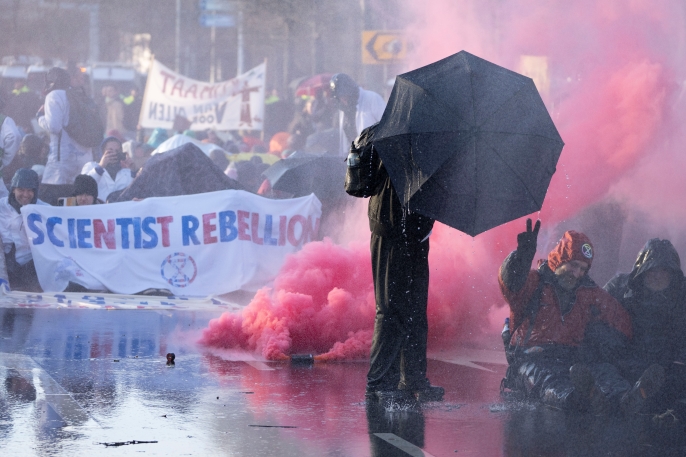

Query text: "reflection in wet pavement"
[0, 308, 684, 456]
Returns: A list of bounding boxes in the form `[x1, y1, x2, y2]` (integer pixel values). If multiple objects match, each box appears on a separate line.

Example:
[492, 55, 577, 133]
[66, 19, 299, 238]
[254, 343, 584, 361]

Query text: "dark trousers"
[7, 258, 42, 292]
[513, 355, 630, 410]
[367, 233, 430, 391]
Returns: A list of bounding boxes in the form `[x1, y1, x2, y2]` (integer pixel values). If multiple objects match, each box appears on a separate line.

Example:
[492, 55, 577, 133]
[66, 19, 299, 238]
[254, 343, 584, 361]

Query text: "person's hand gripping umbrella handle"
[517, 218, 540, 259]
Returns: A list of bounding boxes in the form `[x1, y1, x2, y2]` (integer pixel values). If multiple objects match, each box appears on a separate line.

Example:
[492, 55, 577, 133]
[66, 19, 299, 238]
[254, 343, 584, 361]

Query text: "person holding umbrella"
[355, 124, 444, 403]
[354, 51, 567, 404]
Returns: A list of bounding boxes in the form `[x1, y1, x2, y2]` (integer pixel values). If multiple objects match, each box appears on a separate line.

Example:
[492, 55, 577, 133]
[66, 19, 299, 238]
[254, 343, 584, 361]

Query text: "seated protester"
[81, 136, 133, 202]
[72, 174, 102, 205]
[499, 220, 633, 414]
[604, 239, 686, 415]
[0, 169, 48, 292]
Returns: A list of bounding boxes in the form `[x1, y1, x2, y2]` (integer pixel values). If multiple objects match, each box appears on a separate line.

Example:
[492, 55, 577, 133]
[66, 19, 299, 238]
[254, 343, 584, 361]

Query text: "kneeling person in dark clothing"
[499, 220, 633, 413]
[604, 239, 686, 415]
[0, 169, 48, 292]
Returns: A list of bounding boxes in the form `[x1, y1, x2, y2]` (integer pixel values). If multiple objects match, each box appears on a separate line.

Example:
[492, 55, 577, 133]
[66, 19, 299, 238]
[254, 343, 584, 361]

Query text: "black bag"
[344, 123, 380, 198]
[64, 87, 104, 148]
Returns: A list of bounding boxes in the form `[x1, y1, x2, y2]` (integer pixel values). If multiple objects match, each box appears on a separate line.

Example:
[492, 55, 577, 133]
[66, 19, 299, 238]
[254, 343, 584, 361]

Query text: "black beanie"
[73, 174, 98, 199]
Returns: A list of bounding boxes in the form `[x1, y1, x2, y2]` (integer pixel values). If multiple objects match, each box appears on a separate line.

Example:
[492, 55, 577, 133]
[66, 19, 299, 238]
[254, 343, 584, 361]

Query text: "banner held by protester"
[139, 59, 266, 131]
[22, 190, 321, 296]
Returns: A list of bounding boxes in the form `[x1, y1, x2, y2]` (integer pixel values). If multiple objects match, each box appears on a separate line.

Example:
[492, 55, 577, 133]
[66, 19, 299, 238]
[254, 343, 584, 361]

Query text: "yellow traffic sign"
[362, 31, 407, 64]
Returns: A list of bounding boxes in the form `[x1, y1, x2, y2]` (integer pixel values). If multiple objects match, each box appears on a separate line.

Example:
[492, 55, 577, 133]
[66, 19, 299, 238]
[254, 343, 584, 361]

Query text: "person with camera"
[81, 136, 133, 202]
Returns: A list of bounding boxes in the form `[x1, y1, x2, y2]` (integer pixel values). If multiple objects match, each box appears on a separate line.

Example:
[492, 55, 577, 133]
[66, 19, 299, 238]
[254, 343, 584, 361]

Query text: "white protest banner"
[139, 59, 265, 131]
[22, 190, 321, 296]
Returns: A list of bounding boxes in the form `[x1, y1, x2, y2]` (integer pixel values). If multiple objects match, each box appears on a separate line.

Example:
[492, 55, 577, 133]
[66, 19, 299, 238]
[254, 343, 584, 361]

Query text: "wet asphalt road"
[0, 308, 684, 456]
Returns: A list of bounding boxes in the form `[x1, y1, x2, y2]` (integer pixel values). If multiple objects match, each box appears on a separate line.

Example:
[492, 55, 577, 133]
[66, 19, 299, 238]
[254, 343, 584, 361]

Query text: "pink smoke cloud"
[202, 0, 686, 360]
[200, 238, 377, 360]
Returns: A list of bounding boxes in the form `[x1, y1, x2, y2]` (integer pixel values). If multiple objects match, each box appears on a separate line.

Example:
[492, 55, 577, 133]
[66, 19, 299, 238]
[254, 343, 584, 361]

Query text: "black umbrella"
[373, 51, 564, 236]
[262, 155, 346, 202]
[115, 143, 241, 202]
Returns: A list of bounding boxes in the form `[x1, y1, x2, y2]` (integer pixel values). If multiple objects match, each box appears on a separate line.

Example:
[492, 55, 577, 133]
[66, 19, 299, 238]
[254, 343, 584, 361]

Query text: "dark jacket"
[368, 159, 434, 240]
[499, 255, 632, 350]
[350, 123, 434, 241]
[604, 239, 686, 367]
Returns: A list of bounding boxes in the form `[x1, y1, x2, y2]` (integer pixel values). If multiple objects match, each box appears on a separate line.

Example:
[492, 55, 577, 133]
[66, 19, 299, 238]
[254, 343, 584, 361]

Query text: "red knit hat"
[547, 231, 594, 272]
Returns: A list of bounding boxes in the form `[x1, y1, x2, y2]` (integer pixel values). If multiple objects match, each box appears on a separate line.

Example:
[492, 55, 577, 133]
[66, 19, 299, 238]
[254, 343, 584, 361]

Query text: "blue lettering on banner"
[218, 210, 237, 242]
[27, 213, 44, 245]
[25, 207, 319, 251]
[77, 219, 92, 248]
[133, 217, 142, 249]
[47, 217, 64, 247]
[215, 102, 228, 124]
[182, 215, 201, 246]
[263, 215, 278, 246]
[149, 102, 157, 119]
[116, 218, 134, 249]
[67, 219, 77, 249]
[142, 217, 158, 249]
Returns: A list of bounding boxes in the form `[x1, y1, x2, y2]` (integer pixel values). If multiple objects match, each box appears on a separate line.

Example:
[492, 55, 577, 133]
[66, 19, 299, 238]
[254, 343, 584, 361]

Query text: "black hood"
[628, 238, 684, 291]
[628, 238, 686, 298]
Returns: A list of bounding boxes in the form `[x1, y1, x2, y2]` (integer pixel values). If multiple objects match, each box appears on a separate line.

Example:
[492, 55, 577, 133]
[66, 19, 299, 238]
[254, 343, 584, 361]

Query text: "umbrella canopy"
[152, 133, 228, 159]
[295, 73, 334, 97]
[262, 155, 346, 202]
[373, 51, 564, 236]
[115, 143, 241, 201]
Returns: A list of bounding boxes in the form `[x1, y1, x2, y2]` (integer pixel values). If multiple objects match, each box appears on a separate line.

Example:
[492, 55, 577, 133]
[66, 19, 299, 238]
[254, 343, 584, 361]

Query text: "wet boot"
[569, 364, 611, 415]
[366, 384, 414, 404]
[369, 389, 416, 408]
[621, 364, 666, 415]
[398, 380, 445, 402]
[414, 385, 445, 402]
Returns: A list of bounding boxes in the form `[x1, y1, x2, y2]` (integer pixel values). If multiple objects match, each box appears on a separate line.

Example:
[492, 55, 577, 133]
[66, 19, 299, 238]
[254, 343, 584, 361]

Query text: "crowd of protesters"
[0, 66, 382, 293]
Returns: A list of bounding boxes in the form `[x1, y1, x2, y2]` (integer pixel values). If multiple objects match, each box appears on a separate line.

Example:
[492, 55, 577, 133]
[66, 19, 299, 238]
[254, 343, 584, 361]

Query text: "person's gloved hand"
[517, 218, 540, 256]
[0, 278, 10, 292]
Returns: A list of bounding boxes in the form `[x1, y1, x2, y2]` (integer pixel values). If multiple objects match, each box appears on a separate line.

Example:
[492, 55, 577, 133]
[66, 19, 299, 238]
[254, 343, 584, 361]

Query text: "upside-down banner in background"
[22, 190, 321, 296]
[139, 59, 266, 131]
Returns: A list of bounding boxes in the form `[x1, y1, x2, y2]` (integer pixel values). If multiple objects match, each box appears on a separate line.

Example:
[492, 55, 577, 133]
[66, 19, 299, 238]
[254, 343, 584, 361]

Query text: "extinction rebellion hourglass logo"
[160, 253, 197, 287]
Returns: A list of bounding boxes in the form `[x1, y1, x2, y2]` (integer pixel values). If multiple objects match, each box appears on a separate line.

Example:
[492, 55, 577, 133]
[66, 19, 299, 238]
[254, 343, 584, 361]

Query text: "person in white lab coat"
[0, 168, 48, 291]
[81, 136, 133, 202]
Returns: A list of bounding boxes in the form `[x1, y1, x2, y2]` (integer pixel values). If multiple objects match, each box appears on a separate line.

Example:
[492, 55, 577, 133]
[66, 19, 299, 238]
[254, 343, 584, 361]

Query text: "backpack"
[64, 87, 104, 148]
[344, 123, 382, 198]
